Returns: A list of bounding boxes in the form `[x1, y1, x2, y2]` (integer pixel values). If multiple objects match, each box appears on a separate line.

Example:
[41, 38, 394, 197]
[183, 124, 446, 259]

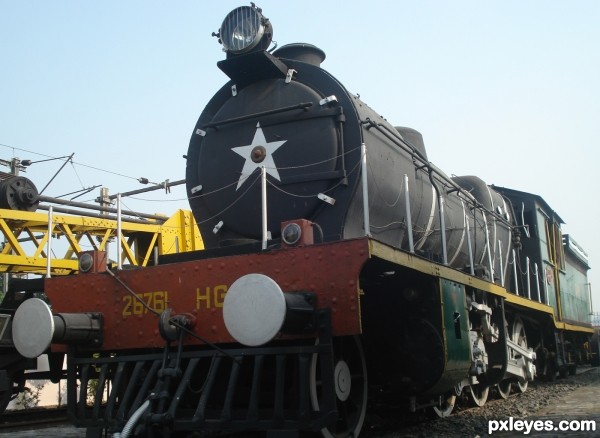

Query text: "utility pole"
[0, 157, 25, 296]
[0, 157, 27, 176]
[98, 187, 112, 216]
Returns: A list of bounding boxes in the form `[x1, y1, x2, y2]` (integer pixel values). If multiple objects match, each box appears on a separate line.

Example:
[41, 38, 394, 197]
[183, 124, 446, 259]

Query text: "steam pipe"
[466, 212, 475, 275]
[261, 166, 268, 250]
[361, 143, 370, 236]
[526, 257, 531, 300]
[513, 249, 519, 296]
[38, 195, 166, 221]
[403, 174, 414, 253]
[117, 194, 122, 269]
[498, 240, 504, 287]
[427, 170, 447, 265]
[37, 204, 155, 224]
[106, 179, 186, 200]
[46, 206, 53, 278]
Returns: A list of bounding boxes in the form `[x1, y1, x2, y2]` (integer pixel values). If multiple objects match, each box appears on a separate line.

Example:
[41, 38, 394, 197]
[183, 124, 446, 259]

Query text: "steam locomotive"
[2, 4, 593, 437]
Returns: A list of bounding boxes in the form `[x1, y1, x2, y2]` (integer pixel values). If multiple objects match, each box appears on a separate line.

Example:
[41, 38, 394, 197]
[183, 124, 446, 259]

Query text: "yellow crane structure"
[0, 208, 203, 276]
[0, 170, 203, 414]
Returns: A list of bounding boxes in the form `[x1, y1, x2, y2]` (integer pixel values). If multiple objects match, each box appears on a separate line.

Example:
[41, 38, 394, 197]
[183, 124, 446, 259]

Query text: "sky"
[1, 1, 599, 311]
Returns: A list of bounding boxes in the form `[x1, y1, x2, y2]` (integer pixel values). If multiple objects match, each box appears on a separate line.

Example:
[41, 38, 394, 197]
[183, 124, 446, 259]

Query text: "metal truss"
[0, 208, 203, 275]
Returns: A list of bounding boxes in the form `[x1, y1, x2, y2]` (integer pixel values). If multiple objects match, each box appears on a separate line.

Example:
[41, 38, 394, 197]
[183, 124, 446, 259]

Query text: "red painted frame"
[45, 238, 370, 351]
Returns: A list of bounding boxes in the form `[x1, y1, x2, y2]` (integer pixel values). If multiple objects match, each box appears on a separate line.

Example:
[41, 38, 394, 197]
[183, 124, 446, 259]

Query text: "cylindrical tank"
[186, 43, 513, 281]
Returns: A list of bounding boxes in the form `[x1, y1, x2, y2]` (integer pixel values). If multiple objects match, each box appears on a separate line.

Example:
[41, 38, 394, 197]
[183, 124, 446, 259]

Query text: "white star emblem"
[231, 122, 287, 190]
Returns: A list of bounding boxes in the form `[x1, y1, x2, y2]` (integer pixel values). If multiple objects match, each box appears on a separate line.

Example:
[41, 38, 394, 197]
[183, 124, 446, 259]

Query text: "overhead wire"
[266, 153, 362, 199]
[195, 172, 261, 225]
[0, 142, 147, 183]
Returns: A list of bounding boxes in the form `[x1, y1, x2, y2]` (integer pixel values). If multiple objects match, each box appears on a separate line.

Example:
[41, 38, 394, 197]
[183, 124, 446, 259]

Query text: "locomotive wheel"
[0, 377, 12, 414]
[310, 336, 368, 438]
[468, 383, 489, 407]
[0, 371, 20, 414]
[496, 380, 512, 400]
[559, 365, 568, 379]
[432, 392, 456, 418]
[511, 318, 529, 393]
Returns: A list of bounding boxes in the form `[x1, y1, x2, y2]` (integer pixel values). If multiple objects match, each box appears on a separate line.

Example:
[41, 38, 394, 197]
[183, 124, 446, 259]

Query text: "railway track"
[361, 367, 600, 438]
[2, 367, 598, 437]
[0, 406, 68, 434]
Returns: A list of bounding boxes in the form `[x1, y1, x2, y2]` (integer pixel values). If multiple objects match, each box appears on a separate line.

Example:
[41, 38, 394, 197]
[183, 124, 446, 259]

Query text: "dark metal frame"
[67, 310, 337, 436]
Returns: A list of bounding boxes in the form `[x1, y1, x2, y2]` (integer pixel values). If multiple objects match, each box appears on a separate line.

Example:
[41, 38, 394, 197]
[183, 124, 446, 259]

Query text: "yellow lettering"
[121, 291, 169, 318]
[214, 285, 227, 308]
[154, 291, 166, 312]
[122, 296, 132, 317]
[196, 287, 211, 309]
[196, 285, 228, 309]
[133, 296, 144, 315]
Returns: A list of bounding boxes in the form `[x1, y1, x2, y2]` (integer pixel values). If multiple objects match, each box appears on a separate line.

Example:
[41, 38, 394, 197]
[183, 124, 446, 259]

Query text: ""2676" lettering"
[122, 291, 168, 317]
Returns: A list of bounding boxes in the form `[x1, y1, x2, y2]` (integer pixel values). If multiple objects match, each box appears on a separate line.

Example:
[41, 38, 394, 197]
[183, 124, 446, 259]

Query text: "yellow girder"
[0, 208, 203, 275]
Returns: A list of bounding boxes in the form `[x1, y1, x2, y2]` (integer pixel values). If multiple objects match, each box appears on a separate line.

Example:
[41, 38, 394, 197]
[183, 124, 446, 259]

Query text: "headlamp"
[77, 251, 107, 274]
[219, 5, 272, 55]
[79, 252, 94, 273]
[282, 222, 302, 246]
[281, 219, 315, 247]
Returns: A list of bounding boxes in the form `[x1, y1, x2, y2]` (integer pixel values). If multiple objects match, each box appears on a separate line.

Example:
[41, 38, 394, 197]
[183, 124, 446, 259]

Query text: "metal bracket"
[472, 302, 499, 342]
[213, 220, 224, 234]
[159, 309, 195, 342]
[317, 193, 336, 205]
[159, 309, 179, 341]
[319, 95, 338, 106]
[285, 69, 297, 83]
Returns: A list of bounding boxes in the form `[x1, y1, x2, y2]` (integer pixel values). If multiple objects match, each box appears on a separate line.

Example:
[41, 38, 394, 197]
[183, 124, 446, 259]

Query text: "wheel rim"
[496, 380, 512, 400]
[432, 393, 456, 418]
[310, 336, 368, 438]
[469, 383, 489, 407]
[511, 318, 529, 393]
